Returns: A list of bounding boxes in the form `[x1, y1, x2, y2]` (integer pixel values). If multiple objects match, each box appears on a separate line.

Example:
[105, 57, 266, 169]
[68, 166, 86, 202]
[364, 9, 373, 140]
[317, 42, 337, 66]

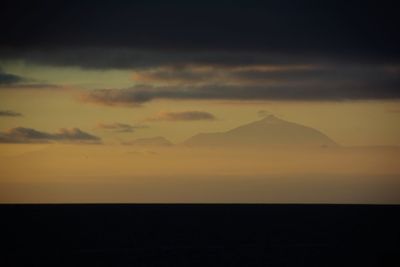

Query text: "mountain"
[122, 136, 173, 147]
[183, 115, 338, 147]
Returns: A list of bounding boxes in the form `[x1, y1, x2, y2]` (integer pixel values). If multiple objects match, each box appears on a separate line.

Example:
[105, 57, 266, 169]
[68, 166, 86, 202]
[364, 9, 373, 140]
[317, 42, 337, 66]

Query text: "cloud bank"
[0, 110, 22, 117]
[0, 127, 101, 144]
[0, 1, 398, 65]
[77, 64, 400, 105]
[0, 69, 59, 90]
[147, 111, 216, 121]
[1, 1, 398, 102]
[96, 122, 147, 132]
[0, 70, 25, 85]
[81, 74, 400, 106]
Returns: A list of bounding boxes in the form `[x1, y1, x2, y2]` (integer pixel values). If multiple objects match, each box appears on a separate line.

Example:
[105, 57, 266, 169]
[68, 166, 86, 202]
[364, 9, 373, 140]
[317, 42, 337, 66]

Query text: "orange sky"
[1, 56, 400, 203]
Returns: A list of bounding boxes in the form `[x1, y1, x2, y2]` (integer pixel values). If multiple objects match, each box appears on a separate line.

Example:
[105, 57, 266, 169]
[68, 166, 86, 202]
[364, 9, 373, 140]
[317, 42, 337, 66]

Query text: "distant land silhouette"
[122, 136, 173, 146]
[183, 115, 338, 147]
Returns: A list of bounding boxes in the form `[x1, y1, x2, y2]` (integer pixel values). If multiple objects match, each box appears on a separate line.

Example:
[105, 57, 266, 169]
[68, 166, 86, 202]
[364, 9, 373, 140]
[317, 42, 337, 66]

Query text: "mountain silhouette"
[123, 136, 173, 146]
[183, 115, 338, 147]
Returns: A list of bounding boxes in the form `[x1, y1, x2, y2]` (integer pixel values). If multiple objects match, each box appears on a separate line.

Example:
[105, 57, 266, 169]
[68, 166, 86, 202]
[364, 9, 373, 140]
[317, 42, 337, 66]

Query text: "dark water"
[2, 204, 399, 266]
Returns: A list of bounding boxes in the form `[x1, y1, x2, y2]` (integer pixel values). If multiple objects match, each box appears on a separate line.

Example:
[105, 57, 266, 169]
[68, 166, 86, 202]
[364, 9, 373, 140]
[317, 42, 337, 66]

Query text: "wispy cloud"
[0, 127, 101, 144]
[0, 110, 22, 117]
[147, 111, 216, 122]
[96, 122, 148, 132]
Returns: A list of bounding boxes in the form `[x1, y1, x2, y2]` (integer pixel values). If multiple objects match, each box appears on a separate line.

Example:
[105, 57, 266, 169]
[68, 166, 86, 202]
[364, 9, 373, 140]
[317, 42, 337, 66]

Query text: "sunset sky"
[1, 1, 399, 203]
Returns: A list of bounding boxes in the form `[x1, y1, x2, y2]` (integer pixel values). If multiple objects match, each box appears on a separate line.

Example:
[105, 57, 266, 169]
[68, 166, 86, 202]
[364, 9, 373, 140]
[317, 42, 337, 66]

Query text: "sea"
[2, 204, 399, 266]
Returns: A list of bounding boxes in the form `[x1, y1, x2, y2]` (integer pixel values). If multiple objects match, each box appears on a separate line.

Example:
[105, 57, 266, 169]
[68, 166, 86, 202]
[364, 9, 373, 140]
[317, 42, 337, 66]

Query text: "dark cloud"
[79, 85, 152, 107]
[0, 70, 25, 85]
[0, 69, 59, 89]
[132, 66, 215, 84]
[81, 64, 400, 104]
[54, 128, 101, 143]
[131, 64, 400, 86]
[82, 83, 400, 104]
[0, 127, 101, 144]
[147, 111, 216, 122]
[0, 83, 61, 90]
[0, 110, 22, 117]
[96, 122, 148, 132]
[0, 1, 398, 68]
[0, 48, 313, 70]
[1, 1, 398, 102]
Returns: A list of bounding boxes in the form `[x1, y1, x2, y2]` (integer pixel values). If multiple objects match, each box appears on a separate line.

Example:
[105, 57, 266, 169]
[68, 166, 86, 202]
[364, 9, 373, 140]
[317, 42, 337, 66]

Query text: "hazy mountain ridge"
[122, 136, 173, 147]
[183, 115, 338, 147]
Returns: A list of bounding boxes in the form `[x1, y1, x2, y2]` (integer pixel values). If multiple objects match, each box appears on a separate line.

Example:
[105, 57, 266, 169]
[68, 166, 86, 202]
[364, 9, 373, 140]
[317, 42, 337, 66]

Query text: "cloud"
[96, 122, 147, 132]
[0, 1, 398, 67]
[78, 64, 400, 105]
[0, 69, 59, 90]
[147, 111, 216, 122]
[0, 83, 60, 90]
[81, 70, 400, 105]
[0, 127, 101, 144]
[1, 1, 398, 102]
[132, 66, 219, 85]
[79, 85, 152, 107]
[131, 64, 400, 88]
[0, 70, 25, 85]
[0, 48, 319, 71]
[0, 67, 59, 90]
[0, 110, 22, 117]
[131, 65, 308, 84]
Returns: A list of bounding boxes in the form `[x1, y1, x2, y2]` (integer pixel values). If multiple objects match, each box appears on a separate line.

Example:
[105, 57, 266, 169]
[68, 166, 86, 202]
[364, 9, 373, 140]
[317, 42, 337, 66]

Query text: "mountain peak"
[261, 114, 284, 123]
[184, 116, 338, 147]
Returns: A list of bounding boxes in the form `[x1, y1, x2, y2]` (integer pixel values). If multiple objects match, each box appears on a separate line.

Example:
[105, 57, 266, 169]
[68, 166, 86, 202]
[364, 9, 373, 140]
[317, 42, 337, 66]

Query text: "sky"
[0, 0, 399, 203]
